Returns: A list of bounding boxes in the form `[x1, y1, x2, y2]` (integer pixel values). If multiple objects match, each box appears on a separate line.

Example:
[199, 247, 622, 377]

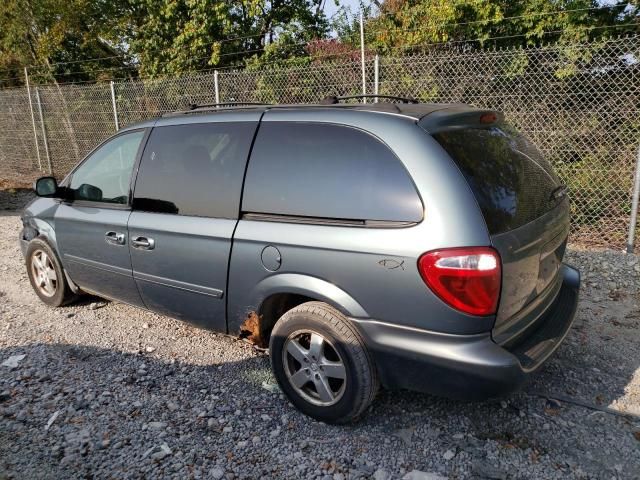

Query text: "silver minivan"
[21, 97, 580, 423]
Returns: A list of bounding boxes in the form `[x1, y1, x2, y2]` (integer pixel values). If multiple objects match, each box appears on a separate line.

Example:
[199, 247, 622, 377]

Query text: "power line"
[40, 24, 640, 86]
[366, 3, 631, 24]
[3, 14, 637, 86]
[367, 4, 634, 40]
[41, 53, 130, 68]
[383, 22, 640, 53]
[17, 25, 640, 87]
[2, 3, 633, 78]
[21, 31, 272, 72]
[28, 48, 363, 86]
[31, 39, 314, 80]
[32, 16, 639, 82]
[0, 2, 634, 79]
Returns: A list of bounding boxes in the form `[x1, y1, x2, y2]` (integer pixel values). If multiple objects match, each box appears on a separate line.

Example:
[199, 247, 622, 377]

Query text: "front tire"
[269, 301, 379, 424]
[26, 238, 76, 307]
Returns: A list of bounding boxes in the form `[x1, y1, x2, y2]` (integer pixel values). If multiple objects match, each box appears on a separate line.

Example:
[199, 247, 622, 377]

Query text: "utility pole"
[627, 145, 640, 253]
[24, 67, 42, 171]
[214, 70, 220, 106]
[109, 81, 119, 131]
[359, 9, 367, 103]
[35, 88, 53, 175]
[374, 54, 379, 102]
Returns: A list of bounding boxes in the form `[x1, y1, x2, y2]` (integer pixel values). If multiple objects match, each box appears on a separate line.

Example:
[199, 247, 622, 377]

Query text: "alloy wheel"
[31, 250, 57, 297]
[282, 329, 347, 406]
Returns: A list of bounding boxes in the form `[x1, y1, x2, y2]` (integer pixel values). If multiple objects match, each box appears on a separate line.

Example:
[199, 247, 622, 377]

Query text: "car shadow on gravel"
[0, 189, 34, 214]
[1, 337, 639, 479]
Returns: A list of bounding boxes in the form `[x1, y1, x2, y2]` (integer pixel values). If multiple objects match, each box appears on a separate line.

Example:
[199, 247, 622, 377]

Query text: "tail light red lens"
[418, 247, 501, 316]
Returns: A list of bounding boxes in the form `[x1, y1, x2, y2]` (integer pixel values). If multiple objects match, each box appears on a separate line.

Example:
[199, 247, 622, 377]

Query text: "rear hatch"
[427, 115, 569, 345]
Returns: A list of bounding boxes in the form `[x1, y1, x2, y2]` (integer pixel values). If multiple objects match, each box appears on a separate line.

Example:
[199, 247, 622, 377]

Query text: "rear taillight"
[418, 247, 501, 316]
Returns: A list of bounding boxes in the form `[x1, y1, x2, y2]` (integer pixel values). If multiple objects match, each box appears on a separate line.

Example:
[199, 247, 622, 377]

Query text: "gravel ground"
[1, 193, 640, 479]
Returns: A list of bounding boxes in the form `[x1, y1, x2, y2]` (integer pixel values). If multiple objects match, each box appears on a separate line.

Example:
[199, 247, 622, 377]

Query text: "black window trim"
[242, 120, 425, 223]
[242, 212, 419, 228]
[59, 127, 151, 210]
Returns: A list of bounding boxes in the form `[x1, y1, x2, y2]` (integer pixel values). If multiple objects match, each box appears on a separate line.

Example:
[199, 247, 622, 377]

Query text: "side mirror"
[34, 176, 59, 198]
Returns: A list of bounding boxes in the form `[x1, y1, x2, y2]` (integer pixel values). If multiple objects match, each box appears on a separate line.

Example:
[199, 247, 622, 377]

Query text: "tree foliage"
[130, 0, 328, 76]
[0, 0, 133, 85]
[349, 0, 640, 54]
[1, 0, 638, 87]
[0, 0, 328, 86]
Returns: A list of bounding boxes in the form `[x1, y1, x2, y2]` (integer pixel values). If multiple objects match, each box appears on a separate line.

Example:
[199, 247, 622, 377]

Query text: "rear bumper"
[354, 264, 580, 400]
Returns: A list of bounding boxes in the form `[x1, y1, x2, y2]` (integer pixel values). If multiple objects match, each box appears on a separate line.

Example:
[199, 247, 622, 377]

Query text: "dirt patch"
[0, 180, 29, 190]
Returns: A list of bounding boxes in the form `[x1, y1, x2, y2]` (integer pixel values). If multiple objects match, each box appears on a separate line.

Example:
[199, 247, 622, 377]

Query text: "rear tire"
[26, 238, 76, 307]
[269, 301, 379, 424]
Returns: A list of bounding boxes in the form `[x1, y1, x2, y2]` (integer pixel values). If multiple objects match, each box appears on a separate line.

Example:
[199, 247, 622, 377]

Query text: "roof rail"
[162, 102, 271, 116]
[320, 95, 419, 105]
[188, 102, 270, 110]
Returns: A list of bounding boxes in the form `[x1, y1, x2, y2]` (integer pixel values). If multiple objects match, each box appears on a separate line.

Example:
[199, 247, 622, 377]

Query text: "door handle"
[131, 236, 155, 250]
[105, 231, 126, 245]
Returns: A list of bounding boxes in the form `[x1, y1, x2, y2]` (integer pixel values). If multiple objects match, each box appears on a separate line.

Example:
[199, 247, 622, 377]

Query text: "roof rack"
[320, 95, 419, 105]
[163, 102, 271, 116]
[189, 102, 270, 110]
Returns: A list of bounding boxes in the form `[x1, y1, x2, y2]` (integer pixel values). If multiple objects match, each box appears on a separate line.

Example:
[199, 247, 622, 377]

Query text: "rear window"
[433, 125, 562, 234]
[242, 122, 423, 223]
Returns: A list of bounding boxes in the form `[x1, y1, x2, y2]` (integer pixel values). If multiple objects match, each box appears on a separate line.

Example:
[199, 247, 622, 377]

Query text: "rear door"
[432, 123, 569, 343]
[55, 129, 147, 306]
[128, 115, 259, 331]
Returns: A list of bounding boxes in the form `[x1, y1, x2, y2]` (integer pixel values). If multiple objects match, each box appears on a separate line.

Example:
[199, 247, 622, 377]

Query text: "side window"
[70, 131, 145, 204]
[69, 130, 144, 204]
[242, 122, 423, 222]
[132, 122, 256, 218]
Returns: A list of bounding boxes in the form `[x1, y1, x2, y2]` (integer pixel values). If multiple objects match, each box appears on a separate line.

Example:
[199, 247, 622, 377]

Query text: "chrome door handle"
[105, 231, 126, 245]
[131, 236, 155, 250]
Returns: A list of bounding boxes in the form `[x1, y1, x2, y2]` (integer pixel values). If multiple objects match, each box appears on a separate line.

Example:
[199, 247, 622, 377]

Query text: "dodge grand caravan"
[21, 97, 580, 423]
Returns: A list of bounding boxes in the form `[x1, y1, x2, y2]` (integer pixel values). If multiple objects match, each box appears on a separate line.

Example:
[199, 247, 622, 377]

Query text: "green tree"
[0, 0, 133, 86]
[0, 0, 329, 85]
[129, 0, 329, 76]
[334, 0, 639, 54]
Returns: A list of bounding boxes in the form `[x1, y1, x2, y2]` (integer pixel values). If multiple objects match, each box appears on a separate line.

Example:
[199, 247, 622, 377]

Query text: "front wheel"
[26, 238, 76, 307]
[269, 302, 379, 424]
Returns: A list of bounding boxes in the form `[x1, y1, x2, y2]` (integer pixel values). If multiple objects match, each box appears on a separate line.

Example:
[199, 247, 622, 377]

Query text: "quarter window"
[70, 130, 145, 204]
[242, 122, 423, 222]
[133, 122, 256, 218]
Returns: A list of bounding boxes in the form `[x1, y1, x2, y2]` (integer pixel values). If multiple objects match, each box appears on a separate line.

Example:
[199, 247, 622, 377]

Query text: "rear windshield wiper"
[550, 185, 568, 201]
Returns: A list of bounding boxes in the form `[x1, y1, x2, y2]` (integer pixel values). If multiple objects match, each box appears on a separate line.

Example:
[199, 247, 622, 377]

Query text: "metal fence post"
[214, 70, 220, 106]
[359, 9, 366, 102]
[626, 145, 640, 253]
[24, 67, 43, 171]
[110, 81, 119, 131]
[35, 88, 53, 175]
[374, 54, 379, 102]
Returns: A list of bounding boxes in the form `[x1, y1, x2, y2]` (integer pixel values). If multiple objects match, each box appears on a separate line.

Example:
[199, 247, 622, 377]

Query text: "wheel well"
[258, 293, 317, 344]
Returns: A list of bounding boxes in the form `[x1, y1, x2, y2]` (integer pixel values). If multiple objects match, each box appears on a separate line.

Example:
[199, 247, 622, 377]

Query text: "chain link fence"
[0, 36, 639, 249]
